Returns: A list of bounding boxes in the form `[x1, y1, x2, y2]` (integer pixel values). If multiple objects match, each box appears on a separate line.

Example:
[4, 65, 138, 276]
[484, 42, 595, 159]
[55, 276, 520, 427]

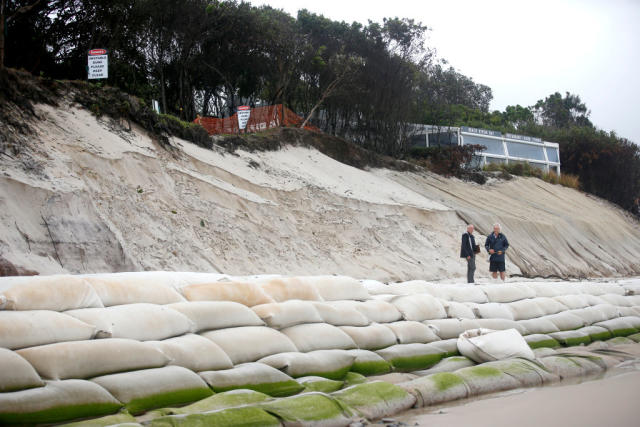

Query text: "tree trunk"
[159, 66, 167, 114]
[0, 0, 6, 68]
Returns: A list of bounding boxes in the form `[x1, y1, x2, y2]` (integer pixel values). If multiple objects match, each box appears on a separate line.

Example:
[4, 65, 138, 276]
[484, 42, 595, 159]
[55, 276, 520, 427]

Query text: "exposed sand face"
[1, 101, 639, 279]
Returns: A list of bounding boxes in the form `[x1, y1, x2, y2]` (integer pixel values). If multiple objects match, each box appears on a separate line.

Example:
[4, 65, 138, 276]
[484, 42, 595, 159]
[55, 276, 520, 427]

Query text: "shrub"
[409, 144, 484, 177]
[559, 173, 580, 189]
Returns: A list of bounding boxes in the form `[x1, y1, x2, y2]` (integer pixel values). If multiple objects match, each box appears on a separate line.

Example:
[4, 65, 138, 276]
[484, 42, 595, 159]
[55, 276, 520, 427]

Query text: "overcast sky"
[247, 0, 640, 143]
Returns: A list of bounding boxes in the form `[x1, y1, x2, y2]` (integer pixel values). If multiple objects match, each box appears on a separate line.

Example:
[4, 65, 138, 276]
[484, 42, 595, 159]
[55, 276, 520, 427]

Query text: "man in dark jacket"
[460, 224, 477, 284]
[485, 223, 509, 281]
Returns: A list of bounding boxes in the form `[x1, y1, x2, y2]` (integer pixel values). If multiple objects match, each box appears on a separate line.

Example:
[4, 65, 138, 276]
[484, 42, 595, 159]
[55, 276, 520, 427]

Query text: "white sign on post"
[237, 106, 251, 130]
[88, 49, 108, 79]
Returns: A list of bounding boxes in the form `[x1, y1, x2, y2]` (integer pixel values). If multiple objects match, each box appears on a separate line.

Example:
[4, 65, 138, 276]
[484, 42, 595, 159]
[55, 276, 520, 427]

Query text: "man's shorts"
[489, 261, 506, 272]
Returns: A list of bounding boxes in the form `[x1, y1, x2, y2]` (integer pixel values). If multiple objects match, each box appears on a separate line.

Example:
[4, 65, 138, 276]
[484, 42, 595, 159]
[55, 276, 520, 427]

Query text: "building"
[411, 125, 561, 174]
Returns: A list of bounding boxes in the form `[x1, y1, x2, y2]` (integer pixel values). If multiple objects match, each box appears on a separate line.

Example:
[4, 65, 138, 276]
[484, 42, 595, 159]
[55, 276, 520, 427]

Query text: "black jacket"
[460, 232, 476, 258]
[485, 232, 509, 262]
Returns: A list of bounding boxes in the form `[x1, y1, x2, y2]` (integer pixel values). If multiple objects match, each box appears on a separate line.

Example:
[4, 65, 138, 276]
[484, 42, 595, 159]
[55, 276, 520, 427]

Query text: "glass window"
[528, 162, 547, 170]
[486, 157, 506, 164]
[411, 134, 427, 148]
[428, 132, 458, 146]
[469, 155, 484, 169]
[462, 134, 505, 155]
[545, 147, 559, 162]
[506, 141, 546, 161]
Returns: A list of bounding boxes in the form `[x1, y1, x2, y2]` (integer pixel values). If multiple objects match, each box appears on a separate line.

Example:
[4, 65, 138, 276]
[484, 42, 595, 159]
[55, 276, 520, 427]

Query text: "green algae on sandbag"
[147, 406, 281, 427]
[91, 366, 213, 415]
[259, 392, 355, 426]
[60, 411, 137, 426]
[549, 330, 592, 347]
[331, 381, 416, 420]
[0, 379, 122, 425]
[605, 336, 637, 345]
[148, 389, 272, 417]
[454, 365, 521, 396]
[538, 355, 594, 380]
[413, 356, 475, 375]
[594, 318, 640, 338]
[627, 332, 640, 343]
[399, 372, 468, 407]
[434, 338, 461, 357]
[343, 372, 367, 386]
[199, 363, 304, 397]
[376, 343, 446, 372]
[298, 376, 344, 393]
[577, 325, 612, 342]
[258, 349, 355, 380]
[346, 349, 392, 376]
[524, 334, 560, 349]
[480, 359, 559, 387]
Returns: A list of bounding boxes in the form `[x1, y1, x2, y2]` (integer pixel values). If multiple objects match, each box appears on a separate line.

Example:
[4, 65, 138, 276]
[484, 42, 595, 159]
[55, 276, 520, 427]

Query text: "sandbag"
[524, 334, 560, 349]
[413, 356, 475, 375]
[617, 306, 640, 317]
[438, 285, 488, 304]
[384, 281, 445, 298]
[85, 271, 187, 290]
[399, 372, 468, 407]
[147, 406, 280, 427]
[391, 294, 447, 321]
[16, 338, 170, 380]
[201, 326, 297, 364]
[457, 328, 535, 363]
[533, 347, 558, 357]
[474, 319, 526, 335]
[543, 312, 586, 331]
[92, 366, 213, 415]
[258, 349, 355, 379]
[259, 392, 355, 426]
[0, 379, 121, 425]
[471, 302, 514, 320]
[454, 365, 521, 396]
[576, 325, 613, 342]
[360, 279, 388, 295]
[567, 306, 613, 325]
[532, 297, 569, 315]
[594, 317, 640, 337]
[518, 317, 560, 335]
[0, 310, 96, 350]
[303, 275, 370, 301]
[376, 343, 447, 371]
[252, 300, 323, 329]
[167, 301, 264, 332]
[477, 284, 535, 303]
[480, 359, 559, 386]
[330, 300, 402, 324]
[83, 276, 185, 306]
[578, 282, 626, 296]
[553, 295, 590, 309]
[339, 323, 397, 350]
[199, 363, 303, 397]
[65, 303, 194, 341]
[599, 293, 634, 307]
[258, 277, 324, 302]
[383, 321, 441, 344]
[549, 330, 592, 347]
[280, 323, 356, 352]
[0, 348, 44, 392]
[150, 389, 272, 417]
[424, 318, 481, 340]
[345, 349, 393, 376]
[60, 412, 138, 426]
[0, 275, 103, 311]
[507, 299, 545, 320]
[147, 334, 233, 372]
[332, 381, 416, 420]
[435, 338, 462, 357]
[538, 355, 590, 379]
[312, 301, 370, 326]
[527, 282, 580, 297]
[442, 301, 476, 319]
[298, 376, 344, 393]
[181, 281, 275, 306]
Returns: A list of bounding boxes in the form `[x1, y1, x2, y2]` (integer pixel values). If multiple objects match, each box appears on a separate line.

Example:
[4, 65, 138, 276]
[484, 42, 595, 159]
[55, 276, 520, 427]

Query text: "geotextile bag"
[474, 319, 526, 335]
[0, 275, 103, 311]
[548, 330, 592, 347]
[330, 300, 402, 324]
[332, 381, 416, 420]
[258, 392, 356, 426]
[507, 299, 545, 320]
[456, 328, 535, 363]
[82, 276, 186, 306]
[524, 334, 560, 349]
[542, 312, 586, 331]
[553, 295, 590, 309]
[413, 356, 475, 376]
[424, 318, 480, 340]
[280, 323, 356, 352]
[302, 275, 370, 301]
[167, 301, 264, 332]
[149, 389, 272, 417]
[0, 348, 44, 392]
[181, 281, 275, 306]
[258, 277, 324, 302]
[297, 376, 344, 393]
[442, 301, 476, 319]
[439, 285, 488, 304]
[477, 284, 535, 303]
[594, 317, 640, 337]
[147, 334, 233, 372]
[345, 349, 393, 376]
[399, 372, 469, 407]
[375, 343, 447, 371]
[312, 301, 370, 326]
[199, 363, 304, 396]
[252, 300, 323, 329]
[391, 294, 447, 321]
[480, 359, 559, 386]
[454, 365, 521, 395]
[518, 317, 560, 335]
[147, 406, 280, 427]
[383, 321, 441, 344]
[339, 323, 397, 350]
[258, 349, 355, 379]
[471, 302, 515, 320]
[201, 326, 297, 364]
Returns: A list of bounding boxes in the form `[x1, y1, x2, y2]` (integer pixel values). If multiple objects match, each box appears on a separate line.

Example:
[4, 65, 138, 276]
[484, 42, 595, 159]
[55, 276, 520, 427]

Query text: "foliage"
[410, 144, 484, 177]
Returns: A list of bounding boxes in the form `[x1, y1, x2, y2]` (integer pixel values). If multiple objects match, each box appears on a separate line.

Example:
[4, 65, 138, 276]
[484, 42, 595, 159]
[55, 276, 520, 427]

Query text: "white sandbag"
[507, 299, 546, 320]
[85, 271, 188, 290]
[595, 316, 640, 336]
[258, 349, 355, 379]
[332, 381, 416, 420]
[457, 328, 535, 363]
[567, 307, 611, 325]
[167, 301, 264, 332]
[258, 277, 324, 302]
[16, 338, 170, 380]
[91, 366, 213, 415]
[518, 317, 560, 335]
[599, 293, 634, 307]
[312, 302, 370, 326]
[376, 343, 448, 371]
[436, 338, 462, 357]
[65, 303, 194, 341]
[0, 348, 44, 392]
[329, 300, 402, 324]
[199, 363, 303, 396]
[383, 321, 441, 344]
[339, 323, 398, 350]
[524, 333, 560, 349]
[470, 302, 514, 320]
[533, 347, 558, 357]
[359, 279, 388, 294]
[439, 285, 488, 304]
[617, 306, 640, 317]
[172, 272, 230, 285]
[181, 281, 275, 306]
[548, 330, 592, 347]
[82, 275, 186, 306]
[553, 294, 590, 309]
[538, 355, 603, 380]
[0, 379, 122, 425]
[0, 275, 103, 311]
[542, 312, 586, 331]
[252, 300, 323, 329]
[578, 282, 626, 296]
[480, 359, 559, 386]
[399, 372, 469, 407]
[0, 310, 96, 350]
[533, 297, 569, 315]
[391, 294, 447, 321]
[384, 281, 446, 298]
[527, 282, 581, 297]
[442, 301, 476, 319]
[583, 294, 607, 306]
[413, 356, 475, 375]
[626, 295, 640, 305]
[424, 319, 481, 340]
[345, 349, 393, 376]
[477, 284, 535, 303]
[280, 323, 357, 352]
[302, 275, 370, 301]
[147, 334, 233, 372]
[201, 326, 298, 364]
[474, 319, 526, 335]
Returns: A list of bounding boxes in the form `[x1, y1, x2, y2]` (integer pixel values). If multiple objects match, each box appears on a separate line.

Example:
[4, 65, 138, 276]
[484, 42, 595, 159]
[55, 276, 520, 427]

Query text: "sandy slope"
[0, 102, 639, 280]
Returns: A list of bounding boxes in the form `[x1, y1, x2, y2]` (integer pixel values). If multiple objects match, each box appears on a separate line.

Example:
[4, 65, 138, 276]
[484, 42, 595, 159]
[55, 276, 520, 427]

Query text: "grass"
[484, 162, 580, 190]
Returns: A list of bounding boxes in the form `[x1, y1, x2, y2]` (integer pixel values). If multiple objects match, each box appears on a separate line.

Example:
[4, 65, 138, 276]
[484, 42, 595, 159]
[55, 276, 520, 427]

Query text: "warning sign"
[237, 106, 251, 130]
[88, 49, 108, 79]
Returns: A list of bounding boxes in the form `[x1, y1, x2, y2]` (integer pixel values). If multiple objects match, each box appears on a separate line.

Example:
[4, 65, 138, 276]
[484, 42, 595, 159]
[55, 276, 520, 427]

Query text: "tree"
[533, 91, 592, 128]
[0, 0, 44, 68]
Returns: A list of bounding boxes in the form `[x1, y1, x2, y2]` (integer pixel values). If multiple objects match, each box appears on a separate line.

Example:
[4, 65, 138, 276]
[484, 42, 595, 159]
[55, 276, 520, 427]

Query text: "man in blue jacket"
[460, 224, 477, 284]
[485, 223, 509, 281]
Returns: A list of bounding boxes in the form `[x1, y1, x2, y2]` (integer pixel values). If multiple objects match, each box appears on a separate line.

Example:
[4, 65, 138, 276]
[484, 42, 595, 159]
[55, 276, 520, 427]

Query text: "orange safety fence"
[193, 104, 319, 135]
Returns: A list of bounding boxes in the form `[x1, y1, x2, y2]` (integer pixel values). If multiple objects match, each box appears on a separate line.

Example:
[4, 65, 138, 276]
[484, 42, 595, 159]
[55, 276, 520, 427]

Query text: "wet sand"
[392, 369, 640, 427]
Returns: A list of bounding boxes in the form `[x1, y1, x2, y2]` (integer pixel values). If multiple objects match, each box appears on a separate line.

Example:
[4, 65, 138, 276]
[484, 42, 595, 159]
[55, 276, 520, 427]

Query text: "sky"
[247, 0, 640, 143]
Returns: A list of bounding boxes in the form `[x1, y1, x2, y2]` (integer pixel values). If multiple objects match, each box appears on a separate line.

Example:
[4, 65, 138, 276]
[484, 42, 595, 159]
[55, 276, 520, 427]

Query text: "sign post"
[87, 49, 108, 80]
[237, 105, 251, 133]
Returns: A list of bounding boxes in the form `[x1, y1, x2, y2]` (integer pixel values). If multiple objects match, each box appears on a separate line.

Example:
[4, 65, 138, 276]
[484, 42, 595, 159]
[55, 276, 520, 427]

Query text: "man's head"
[493, 223, 501, 235]
[467, 224, 474, 234]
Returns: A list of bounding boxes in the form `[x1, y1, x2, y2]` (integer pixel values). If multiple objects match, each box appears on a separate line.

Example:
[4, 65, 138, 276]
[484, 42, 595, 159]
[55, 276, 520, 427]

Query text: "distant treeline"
[1, 0, 639, 214]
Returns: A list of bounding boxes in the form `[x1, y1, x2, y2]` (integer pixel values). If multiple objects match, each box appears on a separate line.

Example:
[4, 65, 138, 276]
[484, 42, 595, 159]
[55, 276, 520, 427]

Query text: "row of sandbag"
[0, 273, 371, 312]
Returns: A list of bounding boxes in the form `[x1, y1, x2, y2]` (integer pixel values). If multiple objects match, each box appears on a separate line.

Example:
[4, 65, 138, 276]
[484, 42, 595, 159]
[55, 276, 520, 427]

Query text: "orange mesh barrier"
[194, 104, 319, 135]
